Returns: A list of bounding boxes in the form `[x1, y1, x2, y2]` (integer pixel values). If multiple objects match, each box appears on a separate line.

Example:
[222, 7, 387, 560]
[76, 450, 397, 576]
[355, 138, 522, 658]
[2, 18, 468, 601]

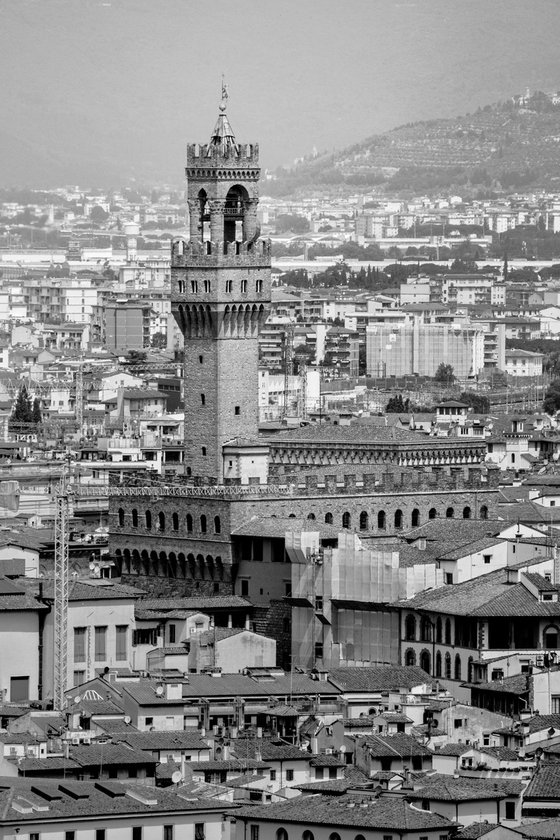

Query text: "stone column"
[209, 200, 225, 243]
[244, 198, 259, 241]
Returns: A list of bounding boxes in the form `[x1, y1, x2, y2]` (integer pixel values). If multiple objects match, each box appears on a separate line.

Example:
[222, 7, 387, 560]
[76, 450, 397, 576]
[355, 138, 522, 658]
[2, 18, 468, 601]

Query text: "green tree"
[459, 391, 490, 413]
[10, 384, 33, 431]
[543, 379, 560, 414]
[32, 397, 42, 425]
[90, 205, 109, 223]
[434, 363, 455, 385]
[151, 332, 167, 349]
[386, 394, 409, 413]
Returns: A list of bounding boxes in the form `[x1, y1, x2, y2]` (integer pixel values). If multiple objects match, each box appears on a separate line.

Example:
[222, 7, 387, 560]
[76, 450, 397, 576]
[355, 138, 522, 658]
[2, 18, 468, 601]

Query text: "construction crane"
[52, 476, 181, 710]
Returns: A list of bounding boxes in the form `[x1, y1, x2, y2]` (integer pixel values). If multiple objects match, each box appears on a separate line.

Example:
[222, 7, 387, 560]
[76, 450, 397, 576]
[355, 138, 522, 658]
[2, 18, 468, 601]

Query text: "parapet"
[171, 237, 271, 266]
[187, 142, 259, 167]
[268, 464, 500, 496]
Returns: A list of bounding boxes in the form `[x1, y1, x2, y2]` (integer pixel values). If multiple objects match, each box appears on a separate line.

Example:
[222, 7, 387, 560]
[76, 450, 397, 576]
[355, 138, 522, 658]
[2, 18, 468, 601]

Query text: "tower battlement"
[187, 142, 259, 167]
[171, 237, 271, 268]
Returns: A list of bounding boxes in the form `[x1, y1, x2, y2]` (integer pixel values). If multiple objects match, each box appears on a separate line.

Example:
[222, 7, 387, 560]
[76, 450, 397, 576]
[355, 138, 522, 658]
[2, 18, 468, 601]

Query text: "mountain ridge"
[270, 91, 560, 197]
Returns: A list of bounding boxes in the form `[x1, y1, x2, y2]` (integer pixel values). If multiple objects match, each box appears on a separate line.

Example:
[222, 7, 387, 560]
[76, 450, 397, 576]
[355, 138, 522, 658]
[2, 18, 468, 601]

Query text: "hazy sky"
[2, 0, 560, 187]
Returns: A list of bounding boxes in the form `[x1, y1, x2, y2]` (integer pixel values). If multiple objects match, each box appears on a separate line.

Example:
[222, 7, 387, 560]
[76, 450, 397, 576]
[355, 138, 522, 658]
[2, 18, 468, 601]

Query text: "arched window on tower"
[224, 185, 249, 243]
[359, 511, 369, 530]
[480, 505, 489, 520]
[214, 516, 221, 534]
[186, 514, 193, 533]
[118, 508, 125, 527]
[158, 512, 165, 532]
[132, 508, 138, 528]
[145, 511, 152, 530]
[325, 512, 333, 525]
[342, 512, 351, 529]
[172, 513, 179, 531]
[200, 515, 207, 534]
[394, 509, 403, 529]
[378, 510, 386, 530]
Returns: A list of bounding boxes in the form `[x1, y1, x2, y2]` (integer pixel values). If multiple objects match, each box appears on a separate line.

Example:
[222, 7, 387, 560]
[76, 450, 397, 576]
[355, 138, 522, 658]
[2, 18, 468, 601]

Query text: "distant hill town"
[270, 90, 560, 196]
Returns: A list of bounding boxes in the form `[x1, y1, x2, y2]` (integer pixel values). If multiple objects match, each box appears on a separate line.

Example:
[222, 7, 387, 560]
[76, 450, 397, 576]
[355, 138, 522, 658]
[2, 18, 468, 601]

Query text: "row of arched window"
[117, 509, 221, 536]
[306, 504, 488, 530]
[275, 831, 363, 840]
[115, 547, 225, 583]
[405, 614, 453, 644]
[405, 648, 474, 682]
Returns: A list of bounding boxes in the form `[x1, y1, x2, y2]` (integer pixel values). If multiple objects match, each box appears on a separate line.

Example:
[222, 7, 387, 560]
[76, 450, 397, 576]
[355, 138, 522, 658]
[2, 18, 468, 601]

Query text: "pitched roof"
[232, 738, 310, 762]
[514, 817, 560, 838]
[113, 730, 210, 752]
[524, 762, 560, 800]
[408, 773, 523, 801]
[456, 823, 500, 840]
[395, 568, 560, 618]
[358, 733, 432, 758]
[328, 666, 431, 692]
[235, 793, 454, 830]
[435, 743, 471, 756]
[0, 777, 235, 821]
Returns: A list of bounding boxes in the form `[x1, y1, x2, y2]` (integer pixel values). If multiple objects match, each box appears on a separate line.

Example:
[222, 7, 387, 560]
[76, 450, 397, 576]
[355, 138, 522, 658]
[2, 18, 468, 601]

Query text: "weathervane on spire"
[220, 75, 229, 112]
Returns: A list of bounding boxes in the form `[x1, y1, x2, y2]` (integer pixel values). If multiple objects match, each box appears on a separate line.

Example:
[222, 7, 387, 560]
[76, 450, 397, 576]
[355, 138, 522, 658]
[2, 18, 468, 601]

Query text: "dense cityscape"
[6, 3, 560, 837]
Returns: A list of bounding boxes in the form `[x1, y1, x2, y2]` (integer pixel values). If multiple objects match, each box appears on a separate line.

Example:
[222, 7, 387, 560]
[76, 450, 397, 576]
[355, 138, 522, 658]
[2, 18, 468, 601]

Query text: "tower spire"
[209, 78, 237, 153]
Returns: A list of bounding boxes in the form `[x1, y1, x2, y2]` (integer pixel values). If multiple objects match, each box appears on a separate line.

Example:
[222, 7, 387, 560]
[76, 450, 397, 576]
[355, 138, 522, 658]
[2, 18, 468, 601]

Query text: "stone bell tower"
[171, 90, 271, 483]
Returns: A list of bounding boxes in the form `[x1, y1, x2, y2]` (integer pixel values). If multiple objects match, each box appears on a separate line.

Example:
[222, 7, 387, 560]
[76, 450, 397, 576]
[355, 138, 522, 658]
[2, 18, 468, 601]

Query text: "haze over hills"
[270, 91, 560, 197]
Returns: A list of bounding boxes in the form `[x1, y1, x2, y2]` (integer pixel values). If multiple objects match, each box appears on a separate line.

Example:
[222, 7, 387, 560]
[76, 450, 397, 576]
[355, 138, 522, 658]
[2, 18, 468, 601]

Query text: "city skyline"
[2, 0, 560, 186]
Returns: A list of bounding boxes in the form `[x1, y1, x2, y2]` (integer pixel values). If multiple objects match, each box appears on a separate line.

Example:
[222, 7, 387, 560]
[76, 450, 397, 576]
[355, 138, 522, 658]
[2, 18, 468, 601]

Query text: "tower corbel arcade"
[171, 92, 271, 483]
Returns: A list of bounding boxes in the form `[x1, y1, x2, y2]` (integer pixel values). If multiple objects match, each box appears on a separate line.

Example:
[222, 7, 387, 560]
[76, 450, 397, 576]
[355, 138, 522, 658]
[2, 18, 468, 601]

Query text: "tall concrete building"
[171, 93, 271, 483]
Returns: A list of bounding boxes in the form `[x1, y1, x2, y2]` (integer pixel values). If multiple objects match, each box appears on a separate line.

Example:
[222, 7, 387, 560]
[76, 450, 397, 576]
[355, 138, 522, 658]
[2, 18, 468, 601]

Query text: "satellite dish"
[339, 745, 346, 753]
[74, 695, 82, 704]
[171, 770, 183, 785]
[124, 715, 131, 725]
[89, 562, 95, 570]
[155, 684, 164, 696]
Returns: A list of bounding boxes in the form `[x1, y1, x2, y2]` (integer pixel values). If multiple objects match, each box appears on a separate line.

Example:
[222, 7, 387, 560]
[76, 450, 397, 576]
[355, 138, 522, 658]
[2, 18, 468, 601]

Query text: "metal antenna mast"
[53, 473, 70, 710]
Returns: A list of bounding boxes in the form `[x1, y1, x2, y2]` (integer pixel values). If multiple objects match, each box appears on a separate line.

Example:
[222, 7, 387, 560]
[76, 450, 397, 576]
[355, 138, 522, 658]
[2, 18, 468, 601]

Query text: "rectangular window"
[201, 447, 207, 456]
[116, 625, 127, 661]
[133, 828, 142, 840]
[250, 827, 260, 840]
[315, 596, 323, 612]
[329, 767, 337, 779]
[95, 626, 107, 660]
[74, 627, 86, 663]
[552, 696, 560, 714]
[10, 677, 29, 702]
[66, 833, 75, 840]
[234, 406, 240, 415]
[73, 670, 85, 686]
[483, 554, 492, 564]
[314, 642, 323, 660]
[270, 769, 276, 781]
[195, 825, 205, 840]
[96, 831, 106, 840]
[164, 827, 173, 840]
[30, 834, 39, 840]
[240, 580, 249, 597]
[169, 624, 176, 644]
[383, 835, 393, 840]
[445, 572, 453, 584]
[505, 801, 515, 820]
[315, 768, 324, 779]
[286, 769, 294, 782]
